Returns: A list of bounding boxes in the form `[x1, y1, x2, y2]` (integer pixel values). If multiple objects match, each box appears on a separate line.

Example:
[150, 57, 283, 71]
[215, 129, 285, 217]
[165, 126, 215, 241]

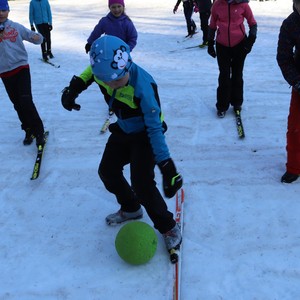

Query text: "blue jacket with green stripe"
[79, 63, 170, 164]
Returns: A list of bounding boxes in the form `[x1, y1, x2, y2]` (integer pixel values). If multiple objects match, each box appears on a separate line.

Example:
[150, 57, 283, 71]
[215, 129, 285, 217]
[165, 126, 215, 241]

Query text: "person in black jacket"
[194, 0, 212, 47]
[277, 0, 300, 183]
[173, 0, 197, 37]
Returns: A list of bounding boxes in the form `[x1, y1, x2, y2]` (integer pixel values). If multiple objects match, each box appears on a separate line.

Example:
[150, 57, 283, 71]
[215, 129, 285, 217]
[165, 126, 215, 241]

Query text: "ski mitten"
[158, 158, 183, 198]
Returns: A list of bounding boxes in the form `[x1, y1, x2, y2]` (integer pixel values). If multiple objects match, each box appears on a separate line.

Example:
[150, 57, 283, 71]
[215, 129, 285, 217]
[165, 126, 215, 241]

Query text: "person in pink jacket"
[207, 0, 257, 118]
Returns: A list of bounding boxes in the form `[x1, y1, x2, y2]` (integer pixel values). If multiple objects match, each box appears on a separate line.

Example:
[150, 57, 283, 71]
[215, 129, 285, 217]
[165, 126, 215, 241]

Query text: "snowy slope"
[1, 0, 300, 299]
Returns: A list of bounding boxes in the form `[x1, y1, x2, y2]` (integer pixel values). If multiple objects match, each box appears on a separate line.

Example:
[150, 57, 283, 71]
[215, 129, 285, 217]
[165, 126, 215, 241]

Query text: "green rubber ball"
[115, 221, 158, 265]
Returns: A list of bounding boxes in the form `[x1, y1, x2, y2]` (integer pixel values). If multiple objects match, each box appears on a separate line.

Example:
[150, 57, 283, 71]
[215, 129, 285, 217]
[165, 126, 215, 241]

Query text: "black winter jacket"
[195, 0, 212, 12]
[277, 6, 300, 86]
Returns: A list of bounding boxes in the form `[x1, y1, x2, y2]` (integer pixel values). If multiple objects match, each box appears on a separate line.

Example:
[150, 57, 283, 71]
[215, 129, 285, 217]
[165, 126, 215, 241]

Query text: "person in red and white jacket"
[207, 0, 257, 118]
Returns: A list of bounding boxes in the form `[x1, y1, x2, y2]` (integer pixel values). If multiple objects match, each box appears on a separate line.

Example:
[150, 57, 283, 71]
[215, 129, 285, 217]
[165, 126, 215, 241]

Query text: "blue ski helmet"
[89, 35, 132, 82]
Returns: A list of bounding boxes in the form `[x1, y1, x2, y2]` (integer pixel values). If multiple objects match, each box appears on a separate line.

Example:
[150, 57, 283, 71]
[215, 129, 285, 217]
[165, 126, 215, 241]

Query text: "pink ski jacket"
[209, 0, 257, 47]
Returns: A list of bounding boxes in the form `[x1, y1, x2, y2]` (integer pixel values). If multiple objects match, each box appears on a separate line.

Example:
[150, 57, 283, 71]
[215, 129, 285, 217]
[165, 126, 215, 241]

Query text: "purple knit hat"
[108, 0, 125, 7]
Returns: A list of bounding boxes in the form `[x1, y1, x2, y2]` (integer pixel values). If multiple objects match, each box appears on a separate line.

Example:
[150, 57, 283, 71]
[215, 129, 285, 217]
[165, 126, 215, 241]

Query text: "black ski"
[40, 59, 60, 68]
[178, 31, 199, 43]
[170, 44, 205, 53]
[235, 109, 245, 139]
[30, 131, 49, 180]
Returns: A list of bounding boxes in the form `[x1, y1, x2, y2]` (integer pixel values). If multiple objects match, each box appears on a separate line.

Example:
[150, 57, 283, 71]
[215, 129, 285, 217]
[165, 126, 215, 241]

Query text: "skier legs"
[98, 130, 176, 234]
[199, 10, 210, 43]
[230, 41, 247, 110]
[183, 1, 196, 36]
[215, 43, 231, 112]
[286, 89, 300, 174]
[1, 68, 44, 139]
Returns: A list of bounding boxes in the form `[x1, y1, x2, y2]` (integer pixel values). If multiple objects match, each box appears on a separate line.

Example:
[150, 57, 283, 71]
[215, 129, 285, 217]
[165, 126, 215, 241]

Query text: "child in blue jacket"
[29, 0, 53, 61]
[61, 35, 183, 255]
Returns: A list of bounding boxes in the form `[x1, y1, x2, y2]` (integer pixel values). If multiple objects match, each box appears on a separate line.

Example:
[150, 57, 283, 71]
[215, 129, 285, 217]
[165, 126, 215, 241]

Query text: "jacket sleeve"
[20, 24, 43, 44]
[46, 1, 52, 25]
[87, 18, 105, 45]
[29, 2, 34, 26]
[244, 4, 257, 36]
[277, 17, 300, 86]
[208, 3, 217, 41]
[125, 19, 138, 51]
[175, 0, 181, 7]
[136, 79, 170, 164]
[208, 2, 217, 31]
[79, 65, 94, 84]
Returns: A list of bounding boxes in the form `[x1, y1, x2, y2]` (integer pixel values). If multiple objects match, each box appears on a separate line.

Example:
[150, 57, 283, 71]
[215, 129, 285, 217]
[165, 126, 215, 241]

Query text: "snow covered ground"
[1, 0, 299, 299]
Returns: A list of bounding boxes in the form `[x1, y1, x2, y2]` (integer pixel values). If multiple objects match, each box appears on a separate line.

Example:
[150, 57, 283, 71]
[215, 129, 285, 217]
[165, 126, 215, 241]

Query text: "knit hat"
[90, 35, 132, 82]
[108, 0, 125, 7]
[0, 0, 9, 11]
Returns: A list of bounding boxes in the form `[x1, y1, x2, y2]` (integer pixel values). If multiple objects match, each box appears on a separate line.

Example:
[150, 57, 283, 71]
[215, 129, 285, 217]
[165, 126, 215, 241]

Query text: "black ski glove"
[293, 82, 300, 94]
[31, 25, 35, 32]
[61, 76, 86, 111]
[207, 40, 216, 58]
[49, 24, 53, 31]
[244, 35, 256, 54]
[244, 23, 257, 54]
[158, 158, 183, 198]
[85, 43, 91, 53]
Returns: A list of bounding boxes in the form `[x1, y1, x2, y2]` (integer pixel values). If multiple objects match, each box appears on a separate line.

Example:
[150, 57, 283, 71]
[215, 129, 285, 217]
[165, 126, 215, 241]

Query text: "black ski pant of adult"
[215, 41, 247, 112]
[183, 1, 196, 35]
[98, 129, 175, 234]
[1, 67, 44, 136]
[36, 23, 51, 54]
[199, 10, 210, 43]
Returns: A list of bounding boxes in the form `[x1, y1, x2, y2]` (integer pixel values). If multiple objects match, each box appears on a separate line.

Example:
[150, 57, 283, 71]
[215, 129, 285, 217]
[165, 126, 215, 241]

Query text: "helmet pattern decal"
[111, 46, 129, 71]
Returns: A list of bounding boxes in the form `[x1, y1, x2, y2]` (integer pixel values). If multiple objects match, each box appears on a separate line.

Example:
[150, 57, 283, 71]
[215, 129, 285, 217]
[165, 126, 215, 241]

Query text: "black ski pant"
[36, 23, 51, 54]
[199, 10, 210, 43]
[1, 67, 44, 136]
[98, 128, 175, 234]
[215, 41, 247, 112]
[183, 1, 196, 35]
